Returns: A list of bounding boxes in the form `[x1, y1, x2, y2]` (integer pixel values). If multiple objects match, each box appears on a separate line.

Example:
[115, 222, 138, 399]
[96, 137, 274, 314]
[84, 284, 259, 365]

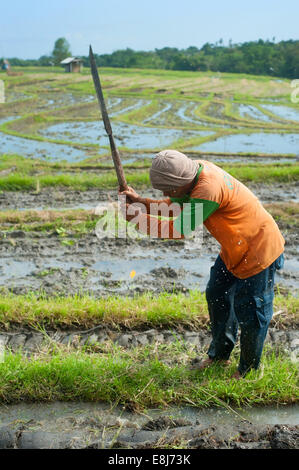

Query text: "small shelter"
[60, 57, 83, 73]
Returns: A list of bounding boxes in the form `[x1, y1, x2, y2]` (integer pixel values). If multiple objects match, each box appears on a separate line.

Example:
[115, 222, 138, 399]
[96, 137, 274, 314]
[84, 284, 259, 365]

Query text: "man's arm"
[134, 198, 219, 239]
[133, 211, 185, 239]
[122, 203, 184, 239]
[119, 186, 181, 217]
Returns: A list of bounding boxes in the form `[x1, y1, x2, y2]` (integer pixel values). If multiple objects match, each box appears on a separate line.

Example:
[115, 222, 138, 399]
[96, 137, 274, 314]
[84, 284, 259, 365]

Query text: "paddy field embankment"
[0, 67, 298, 449]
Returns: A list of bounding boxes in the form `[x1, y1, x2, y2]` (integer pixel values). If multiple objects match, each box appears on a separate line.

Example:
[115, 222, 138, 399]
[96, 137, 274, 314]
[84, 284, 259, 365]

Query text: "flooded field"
[0, 128, 97, 162]
[261, 104, 299, 123]
[234, 104, 274, 123]
[0, 68, 298, 449]
[1, 75, 298, 157]
[190, 132, 299, 154]
[39, 120, 212, 151]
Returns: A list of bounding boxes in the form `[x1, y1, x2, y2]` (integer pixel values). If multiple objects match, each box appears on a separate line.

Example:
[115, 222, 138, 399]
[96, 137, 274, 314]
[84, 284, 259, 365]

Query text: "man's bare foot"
[190, 357, 231, 370]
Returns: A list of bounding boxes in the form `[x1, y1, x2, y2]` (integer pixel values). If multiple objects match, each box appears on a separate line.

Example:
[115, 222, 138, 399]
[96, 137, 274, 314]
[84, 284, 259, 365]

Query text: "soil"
[0, 184, 298, 449]
[1, 182, 298, 210]
[0, 185, 298, 297]
[1, 325, 298, 356]
[0, 402, 298, 449]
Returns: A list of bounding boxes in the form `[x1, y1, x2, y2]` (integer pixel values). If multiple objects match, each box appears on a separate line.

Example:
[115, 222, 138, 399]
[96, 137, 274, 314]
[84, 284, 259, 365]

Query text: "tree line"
[2, 38, 299, 79]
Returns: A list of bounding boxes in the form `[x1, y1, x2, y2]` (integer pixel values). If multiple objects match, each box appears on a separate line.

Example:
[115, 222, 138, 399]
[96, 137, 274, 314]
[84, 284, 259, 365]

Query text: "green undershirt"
[170, 166, 219, 236]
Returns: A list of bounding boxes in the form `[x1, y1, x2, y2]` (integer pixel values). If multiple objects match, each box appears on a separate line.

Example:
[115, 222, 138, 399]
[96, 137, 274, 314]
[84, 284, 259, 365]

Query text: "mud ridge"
[0, 420, 298, 449]
[1, 327, 298, 358]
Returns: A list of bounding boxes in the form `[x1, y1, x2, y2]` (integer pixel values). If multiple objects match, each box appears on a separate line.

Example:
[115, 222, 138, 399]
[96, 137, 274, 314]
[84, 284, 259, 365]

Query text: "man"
[119, 149, 285, 379]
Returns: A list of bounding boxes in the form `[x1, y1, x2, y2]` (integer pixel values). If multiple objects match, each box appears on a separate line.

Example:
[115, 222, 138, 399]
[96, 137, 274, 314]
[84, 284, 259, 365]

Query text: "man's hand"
[119, 186, 141, 204]
[119, 186, 145, 224]
[120, 201, 142, 223]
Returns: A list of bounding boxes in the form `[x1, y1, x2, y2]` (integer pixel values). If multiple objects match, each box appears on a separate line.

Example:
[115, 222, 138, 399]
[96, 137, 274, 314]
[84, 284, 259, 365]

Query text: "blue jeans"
[205, 253, 284, 375]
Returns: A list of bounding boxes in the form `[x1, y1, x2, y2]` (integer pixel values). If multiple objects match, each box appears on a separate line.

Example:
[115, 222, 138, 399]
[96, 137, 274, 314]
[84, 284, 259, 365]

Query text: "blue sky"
[1, 0, 298, 58]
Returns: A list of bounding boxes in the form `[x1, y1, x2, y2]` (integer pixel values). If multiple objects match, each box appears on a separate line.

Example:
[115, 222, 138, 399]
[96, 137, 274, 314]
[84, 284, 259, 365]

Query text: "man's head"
[150, 149, 199, 198]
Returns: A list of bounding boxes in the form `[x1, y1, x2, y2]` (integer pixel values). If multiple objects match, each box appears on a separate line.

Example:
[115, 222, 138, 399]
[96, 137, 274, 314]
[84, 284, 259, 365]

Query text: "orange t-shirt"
[176, 160, 285, 278]
[137, 160, 285, 279]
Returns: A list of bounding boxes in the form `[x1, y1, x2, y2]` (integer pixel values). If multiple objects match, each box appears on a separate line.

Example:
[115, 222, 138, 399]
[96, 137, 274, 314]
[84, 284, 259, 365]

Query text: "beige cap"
[150, 149, 199, 191]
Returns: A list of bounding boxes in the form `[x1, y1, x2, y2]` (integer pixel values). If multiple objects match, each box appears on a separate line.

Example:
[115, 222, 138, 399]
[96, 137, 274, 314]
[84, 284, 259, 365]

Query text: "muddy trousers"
[205, 254, 284, 375]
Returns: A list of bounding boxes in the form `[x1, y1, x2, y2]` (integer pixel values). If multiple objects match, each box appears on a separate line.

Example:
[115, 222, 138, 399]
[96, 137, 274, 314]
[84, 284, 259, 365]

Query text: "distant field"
[0, 66, 298, 185]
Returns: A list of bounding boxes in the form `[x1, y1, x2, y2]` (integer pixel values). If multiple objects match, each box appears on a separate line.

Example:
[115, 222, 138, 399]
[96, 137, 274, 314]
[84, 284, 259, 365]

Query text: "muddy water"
[190, 132, 299, 155]
[0, 183, 298, 295]
[5, 92, 32, 103]
[0, 131, 100, 162]
[1, 92, 298, 160]
[39, 93, 95, 110]
[39, 120, 213, 150]
[0, 223, 298, 296]
[0, 402, 298, 429]
[0, 401, 298, 449]
[0, 234, 215, 295]
[234, 104, 274, 123]
[111, 98, 150, 117]
[0, 116, 106, 162]
[144, 100, 231, 128]
[175, 102, 211, 127]
[0, 247, 298, 296]
[0, 116, 20, 125]
[143, 103, 172, 124]
[260, 104, 299, 123]
[122, 154, 296, 165]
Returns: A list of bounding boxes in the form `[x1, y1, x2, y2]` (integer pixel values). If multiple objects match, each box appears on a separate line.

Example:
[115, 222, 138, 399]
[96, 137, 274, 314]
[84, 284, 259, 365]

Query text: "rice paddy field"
[0, 66, 298, 449]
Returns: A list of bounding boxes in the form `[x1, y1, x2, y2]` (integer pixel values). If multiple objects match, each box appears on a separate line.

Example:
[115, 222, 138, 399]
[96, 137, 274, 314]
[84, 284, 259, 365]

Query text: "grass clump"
[0, 290, 297, 330]
[0, 209, 99, 234]
[0, 170, 150, 191]
[0, 345, 297, 407]
[264, 202, 299, 227]
[0, 163, 298, 192]
[0, 290, 208, 330]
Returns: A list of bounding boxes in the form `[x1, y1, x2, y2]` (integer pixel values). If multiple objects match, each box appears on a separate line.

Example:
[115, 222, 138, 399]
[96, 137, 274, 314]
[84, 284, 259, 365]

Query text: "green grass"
[0, 209, 99, 234]
[0, 289, 297, 408]
[224, 163, 299, 182]
[0, 219, 97, 235]
[264, 202, 299, 227]
[0, 163, 298, 191]
[0, 291, 297, 330]
[0, 345, 297, 407]
[0, 170, 145, 191]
